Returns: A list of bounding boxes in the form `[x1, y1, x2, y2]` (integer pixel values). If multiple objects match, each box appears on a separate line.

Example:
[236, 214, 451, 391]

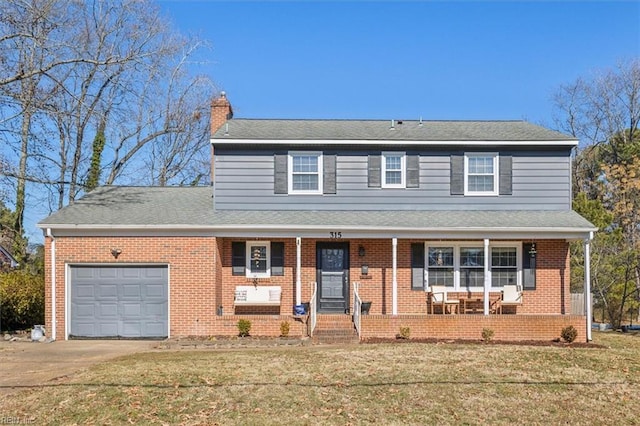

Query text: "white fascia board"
[44, 223, 595, 241]
[210, 138, 579, 147]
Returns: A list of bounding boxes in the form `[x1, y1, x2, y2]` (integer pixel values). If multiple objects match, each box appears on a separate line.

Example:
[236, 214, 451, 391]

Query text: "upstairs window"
[382, 152, 406, 188]
[288, 152, 323, 194]
[465, 153, 498, 195]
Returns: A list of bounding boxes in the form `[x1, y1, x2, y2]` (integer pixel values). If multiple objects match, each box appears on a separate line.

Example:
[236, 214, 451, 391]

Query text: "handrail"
[309, 282, 317, 337]
[353, 281, 362, 337]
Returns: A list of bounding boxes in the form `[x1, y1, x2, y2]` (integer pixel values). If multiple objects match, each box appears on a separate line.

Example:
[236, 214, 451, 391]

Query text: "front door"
[316, 242, 350, 313]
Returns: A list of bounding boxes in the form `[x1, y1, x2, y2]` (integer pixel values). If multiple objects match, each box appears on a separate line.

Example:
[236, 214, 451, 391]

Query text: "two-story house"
[38, 93, 596, 342]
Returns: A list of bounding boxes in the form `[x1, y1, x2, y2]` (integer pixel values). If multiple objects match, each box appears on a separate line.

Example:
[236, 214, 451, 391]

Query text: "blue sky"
[158, 0, 639, 126]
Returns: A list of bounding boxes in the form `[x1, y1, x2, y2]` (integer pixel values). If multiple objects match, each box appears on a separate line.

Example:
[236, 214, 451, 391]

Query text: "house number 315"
[329, 232, 342, 239]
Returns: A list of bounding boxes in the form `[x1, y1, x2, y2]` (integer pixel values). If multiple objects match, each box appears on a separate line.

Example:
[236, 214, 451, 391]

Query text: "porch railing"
[309, 282, 317, 337]
[353, 281, 362, 337]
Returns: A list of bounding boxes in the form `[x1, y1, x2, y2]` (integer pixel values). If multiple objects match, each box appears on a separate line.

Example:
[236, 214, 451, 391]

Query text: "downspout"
[392, 238, 398, 315]
[46, 228, 56, 341]
[484, 238, 490, 315]
[296, 237, 301, 305]
[585, 232, 593, 341]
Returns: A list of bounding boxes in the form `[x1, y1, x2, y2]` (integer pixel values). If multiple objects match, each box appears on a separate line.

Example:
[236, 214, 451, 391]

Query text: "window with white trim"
[460, 247, 484, 288]
[288, 152, 323, 194]
[465, 153, 498, 195]
[491, 247, 517, 287]
[382, 152, 405, 188]
[427, 246, 454, 287]
[424, 242, 521, 291]
[246, 241, 271, 278]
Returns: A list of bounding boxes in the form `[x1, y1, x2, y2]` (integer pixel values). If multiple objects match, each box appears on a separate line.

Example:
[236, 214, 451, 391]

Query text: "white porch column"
[392, 238, 398, 315]
[484, 238, 490, 315]
[585, 232, 593, 341]
[47, 228, 57, 340]
[296, 237, 301, 305]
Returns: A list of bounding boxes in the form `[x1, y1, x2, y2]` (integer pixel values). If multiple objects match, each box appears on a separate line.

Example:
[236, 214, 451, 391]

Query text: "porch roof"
[38, 186, 596, 240]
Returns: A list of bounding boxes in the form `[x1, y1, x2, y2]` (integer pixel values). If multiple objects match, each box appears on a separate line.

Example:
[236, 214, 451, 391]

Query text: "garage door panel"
[98, 268, 118, 278]
[122, 268, 141, 279]
[71, 266, 168, 338]
[145, 283, 166, 298]
[122, 284, 141, 298]
[121, 302, 142, 317]
[99, 284, 118, 299]
[99, 303, 118, 317]
[145, 302, 167, 316]
[97, 322, 119, 336]
[73, 303, 95, 318]
[74, 284, 95, 298]
[143, 321, 166, 336]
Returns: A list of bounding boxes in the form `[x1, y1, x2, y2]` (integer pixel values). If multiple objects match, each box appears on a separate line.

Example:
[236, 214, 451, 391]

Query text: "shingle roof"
[212, 119, 576, 142]
[38, 187, 595, 237]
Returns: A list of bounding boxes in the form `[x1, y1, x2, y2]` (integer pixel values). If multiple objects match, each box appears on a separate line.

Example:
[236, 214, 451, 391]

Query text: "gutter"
[46, 228, 56, 341]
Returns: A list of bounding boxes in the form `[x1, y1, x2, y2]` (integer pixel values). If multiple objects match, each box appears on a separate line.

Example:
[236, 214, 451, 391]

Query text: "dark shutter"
[499, 155, 513, 195]
[450, 154, 464, 195]
[271, 242, 284, 276]
[406, 154, 419, 188]
[523, 243, 536, 290]
[411, 243, 425, 290]
[323, 154, 336, 194]
[368, 155, 381, 188]
[274, 154, 288, 194]
[232, 242, 246, 276]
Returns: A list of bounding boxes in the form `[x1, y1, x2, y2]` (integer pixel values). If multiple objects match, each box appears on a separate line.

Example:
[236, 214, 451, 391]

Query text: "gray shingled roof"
[38, 187, 595, 235]
[212, 119, 576, 142]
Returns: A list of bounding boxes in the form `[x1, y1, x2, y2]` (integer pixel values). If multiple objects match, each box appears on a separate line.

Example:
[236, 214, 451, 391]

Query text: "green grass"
[2, 332, 639, 425]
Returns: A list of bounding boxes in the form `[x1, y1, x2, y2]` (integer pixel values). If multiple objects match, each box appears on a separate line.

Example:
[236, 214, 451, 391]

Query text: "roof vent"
[390, 119, 395, 130]
[419, 117, 423, 126]
[224, 122, 229, 136]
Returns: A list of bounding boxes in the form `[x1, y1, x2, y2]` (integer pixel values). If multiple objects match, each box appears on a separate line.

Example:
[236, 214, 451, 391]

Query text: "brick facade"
[44, 235, 581, 341]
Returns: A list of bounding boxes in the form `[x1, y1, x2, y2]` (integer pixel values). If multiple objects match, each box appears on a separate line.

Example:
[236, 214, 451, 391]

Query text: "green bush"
[481, 328, 495, 342]
[0, 270, 44, 332]
[237, 319, 251, 337]
[280, 321, 290, 337]
[398, 326, 410, 339]
[561, 325, 578, 343]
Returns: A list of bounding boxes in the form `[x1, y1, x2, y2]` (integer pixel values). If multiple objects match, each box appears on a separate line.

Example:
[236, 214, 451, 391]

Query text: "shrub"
[0, 270, 44, 332]
[398, 326, 410, 339]
[481, 328, 495, 342]
[280, 321, 290, 337]
[237, 319, 251, 337]
[561, 325, 578, 343]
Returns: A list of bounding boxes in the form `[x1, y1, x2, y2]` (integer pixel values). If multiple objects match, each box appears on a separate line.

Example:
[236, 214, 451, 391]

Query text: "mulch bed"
[362, 337, 606, 348]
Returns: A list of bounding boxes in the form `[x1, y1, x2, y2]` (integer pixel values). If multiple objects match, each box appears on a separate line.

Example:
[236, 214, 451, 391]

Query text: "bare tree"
[0, 0, 216, 237]
[553, 59, 640, 325]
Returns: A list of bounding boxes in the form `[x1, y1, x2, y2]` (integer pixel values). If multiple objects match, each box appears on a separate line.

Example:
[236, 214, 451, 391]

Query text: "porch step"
[312, 314, 359, 345]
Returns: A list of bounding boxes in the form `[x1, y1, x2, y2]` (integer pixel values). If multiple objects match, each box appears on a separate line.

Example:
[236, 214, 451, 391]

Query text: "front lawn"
[2, 332, 639, 425]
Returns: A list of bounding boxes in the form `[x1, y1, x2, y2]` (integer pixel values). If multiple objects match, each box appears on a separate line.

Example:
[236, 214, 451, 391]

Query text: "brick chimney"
[210, 92, 233, 192]
[210, 91, 233, 136]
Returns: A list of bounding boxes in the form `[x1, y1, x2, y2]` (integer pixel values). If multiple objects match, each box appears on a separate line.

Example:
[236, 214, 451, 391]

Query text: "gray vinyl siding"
[213, 149, 571, 211]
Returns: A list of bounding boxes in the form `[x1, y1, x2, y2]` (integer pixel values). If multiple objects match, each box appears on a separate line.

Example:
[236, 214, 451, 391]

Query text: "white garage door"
[70, 266, 168, 338]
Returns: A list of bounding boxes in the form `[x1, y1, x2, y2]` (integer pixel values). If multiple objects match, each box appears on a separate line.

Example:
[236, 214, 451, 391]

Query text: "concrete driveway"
[0, 339, 155, 395]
